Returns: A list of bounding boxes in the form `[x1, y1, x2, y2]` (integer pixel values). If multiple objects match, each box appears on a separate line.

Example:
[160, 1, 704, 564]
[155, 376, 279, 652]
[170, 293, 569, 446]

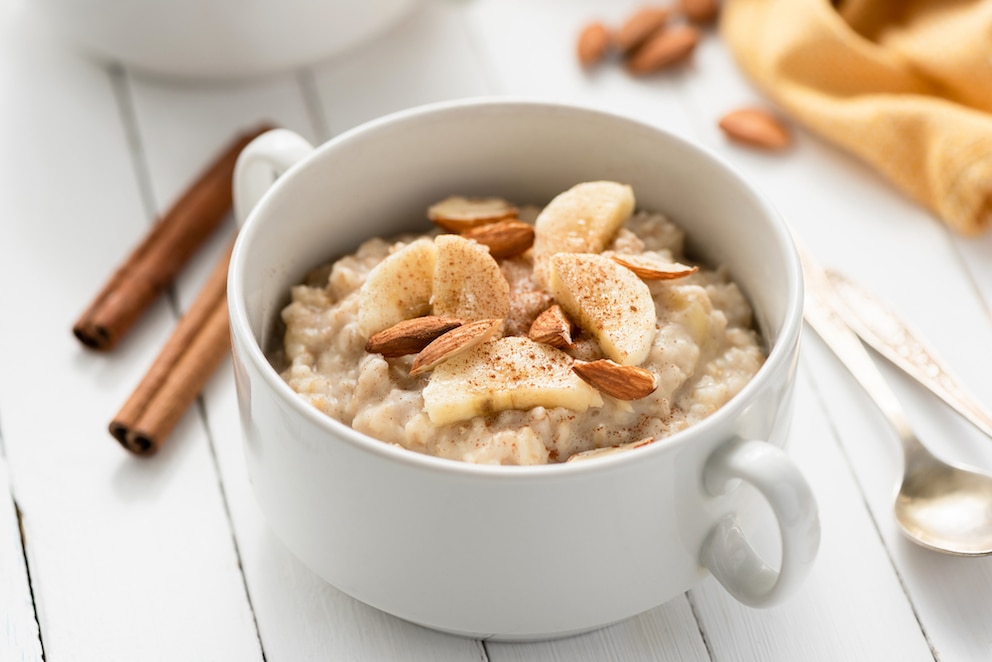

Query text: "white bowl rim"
[228, 96, 804, 481]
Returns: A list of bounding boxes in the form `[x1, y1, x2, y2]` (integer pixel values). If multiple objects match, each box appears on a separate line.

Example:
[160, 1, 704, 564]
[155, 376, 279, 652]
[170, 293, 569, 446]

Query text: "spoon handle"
[796, 244, 916, 446]
[825, 269, 992, 441]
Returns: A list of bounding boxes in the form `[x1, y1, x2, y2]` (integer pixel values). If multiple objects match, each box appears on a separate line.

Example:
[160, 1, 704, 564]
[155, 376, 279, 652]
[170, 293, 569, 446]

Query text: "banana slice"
[532, 181, 635, 285]
[357, 238, 437, 337]
[423, 336, 603, 425]
[548, 252, 657, 366]
[431, 234, 510, 321]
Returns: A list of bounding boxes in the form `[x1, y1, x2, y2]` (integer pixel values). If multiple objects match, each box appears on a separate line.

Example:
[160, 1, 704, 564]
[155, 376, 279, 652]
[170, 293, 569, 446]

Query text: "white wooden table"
[3, 1, 992, 660]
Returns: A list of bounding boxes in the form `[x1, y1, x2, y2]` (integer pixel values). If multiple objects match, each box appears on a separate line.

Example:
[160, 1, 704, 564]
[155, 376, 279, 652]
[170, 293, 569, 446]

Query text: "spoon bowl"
[895, 459, 992, 556]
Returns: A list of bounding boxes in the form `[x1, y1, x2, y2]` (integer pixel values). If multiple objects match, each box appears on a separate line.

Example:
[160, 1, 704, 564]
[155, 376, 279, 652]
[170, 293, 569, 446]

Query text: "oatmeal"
[278, 182, 765, 465]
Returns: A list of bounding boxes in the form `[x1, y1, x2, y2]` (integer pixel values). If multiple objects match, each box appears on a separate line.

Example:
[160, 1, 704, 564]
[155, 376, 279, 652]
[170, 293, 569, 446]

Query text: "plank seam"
[108, 65, 187, 323]
[15, 500, 47, 661]
[684, 591, 716, 662]
[451, 5, 505, 96]
[196, 397, 269, 662]
[801, 354, 940, 662]
[108, 66, 158, 226]
[945, 228, 992, 334]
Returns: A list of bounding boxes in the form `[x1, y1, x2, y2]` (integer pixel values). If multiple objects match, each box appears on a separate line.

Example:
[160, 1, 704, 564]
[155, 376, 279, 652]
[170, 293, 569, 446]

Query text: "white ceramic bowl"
[229, 99, 818, 640]
[33, 0, 419, 79]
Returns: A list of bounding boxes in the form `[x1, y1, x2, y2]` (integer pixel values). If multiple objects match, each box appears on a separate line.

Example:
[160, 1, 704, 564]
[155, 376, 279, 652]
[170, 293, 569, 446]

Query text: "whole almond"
[427, 196, 518, 232]
[610, 253, 699, 280]
[617, 6, 671, 53]
[625, 24, 700, 74]
[577, 21, 612, 67]
[410, 318, 503, 375]
[678, 0, 720, 24]
[528, 304, 575, 349]
[365, 316, 464, 357]
[718, 108, 792, 150]
[460, 219, 535, 259]
[572, 359, 658, 400]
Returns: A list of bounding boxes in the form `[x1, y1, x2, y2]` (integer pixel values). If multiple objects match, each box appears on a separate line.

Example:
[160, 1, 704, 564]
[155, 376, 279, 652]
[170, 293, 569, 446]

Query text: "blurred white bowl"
[33, 0, 420, 79]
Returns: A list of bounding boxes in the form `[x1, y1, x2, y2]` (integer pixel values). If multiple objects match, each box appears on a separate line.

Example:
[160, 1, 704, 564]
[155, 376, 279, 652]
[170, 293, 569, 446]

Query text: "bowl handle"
[698, 438, 819, 607]
[233, 129, 315, 227]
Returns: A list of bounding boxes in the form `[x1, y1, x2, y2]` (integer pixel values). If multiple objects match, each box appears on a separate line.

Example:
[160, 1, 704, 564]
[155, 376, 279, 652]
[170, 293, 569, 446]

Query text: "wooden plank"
[0, 5, 264, 660]
[312, 0, 491, 134]
[486, 596, 708, 662]
[0, 449, 44, 662]
[804, 342, 992, 662]
[127, 57, 488, 662]
[461, 0, 694, 135]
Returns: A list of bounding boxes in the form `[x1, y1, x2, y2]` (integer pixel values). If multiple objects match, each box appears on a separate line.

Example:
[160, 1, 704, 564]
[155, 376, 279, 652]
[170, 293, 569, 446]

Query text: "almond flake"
[365, 316, 464, 357]
[572, 359, 658, 400]
[528, 304, 575, 349]
[410, 318, 503, 375]
[611, 253, 698, 280]
[427, 196, 518, 232]
[461, 219, 535, 259]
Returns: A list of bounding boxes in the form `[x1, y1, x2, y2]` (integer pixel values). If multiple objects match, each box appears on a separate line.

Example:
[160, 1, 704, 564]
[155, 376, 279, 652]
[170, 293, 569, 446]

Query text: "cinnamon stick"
[74, 122, 273, 351]
[110, 241, 234, 455]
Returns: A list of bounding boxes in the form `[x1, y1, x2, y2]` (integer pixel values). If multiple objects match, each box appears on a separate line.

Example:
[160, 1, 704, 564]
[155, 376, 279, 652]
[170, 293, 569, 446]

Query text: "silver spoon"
[798, 243, 992, 556]
[824, 268, 992, 441]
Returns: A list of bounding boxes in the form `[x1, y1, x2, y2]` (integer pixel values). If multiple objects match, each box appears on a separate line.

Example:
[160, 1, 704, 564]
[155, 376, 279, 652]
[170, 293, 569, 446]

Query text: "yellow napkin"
[720, 0, 992, 235]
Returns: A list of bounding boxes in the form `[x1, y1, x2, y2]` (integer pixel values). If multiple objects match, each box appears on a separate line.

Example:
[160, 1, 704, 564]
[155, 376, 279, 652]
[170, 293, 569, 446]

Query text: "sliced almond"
[427, 196, 518, 232]
[572, 359, 658, 400]
[566, 437, 657, 463]
[625, 24, 699, 75]
[549, 252, 656, 366]
[528, 304, 575, 349]
[365, 316, 464, 357]
[617, 6, 671, 53]
[410, 318, 503, 376]
[611, 253, 699, 280]
[461, 219, 535, 259]
[431, 234, 511, 321]
[718, 108, 792, 151]
[577, 21, 612, 67]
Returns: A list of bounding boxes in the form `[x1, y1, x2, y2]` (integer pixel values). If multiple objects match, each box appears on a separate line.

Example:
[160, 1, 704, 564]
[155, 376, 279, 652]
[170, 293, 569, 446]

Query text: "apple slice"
[431, 234, 510, 321]
[423, 336, 603, 425]
[357, 238, 437, 337]
[548, 252, 657, 365]
[532, 181, 635, 285]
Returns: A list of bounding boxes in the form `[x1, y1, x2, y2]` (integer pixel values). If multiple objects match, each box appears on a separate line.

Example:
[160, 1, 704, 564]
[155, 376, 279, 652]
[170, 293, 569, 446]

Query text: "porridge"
[276, 181, 765, 465]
